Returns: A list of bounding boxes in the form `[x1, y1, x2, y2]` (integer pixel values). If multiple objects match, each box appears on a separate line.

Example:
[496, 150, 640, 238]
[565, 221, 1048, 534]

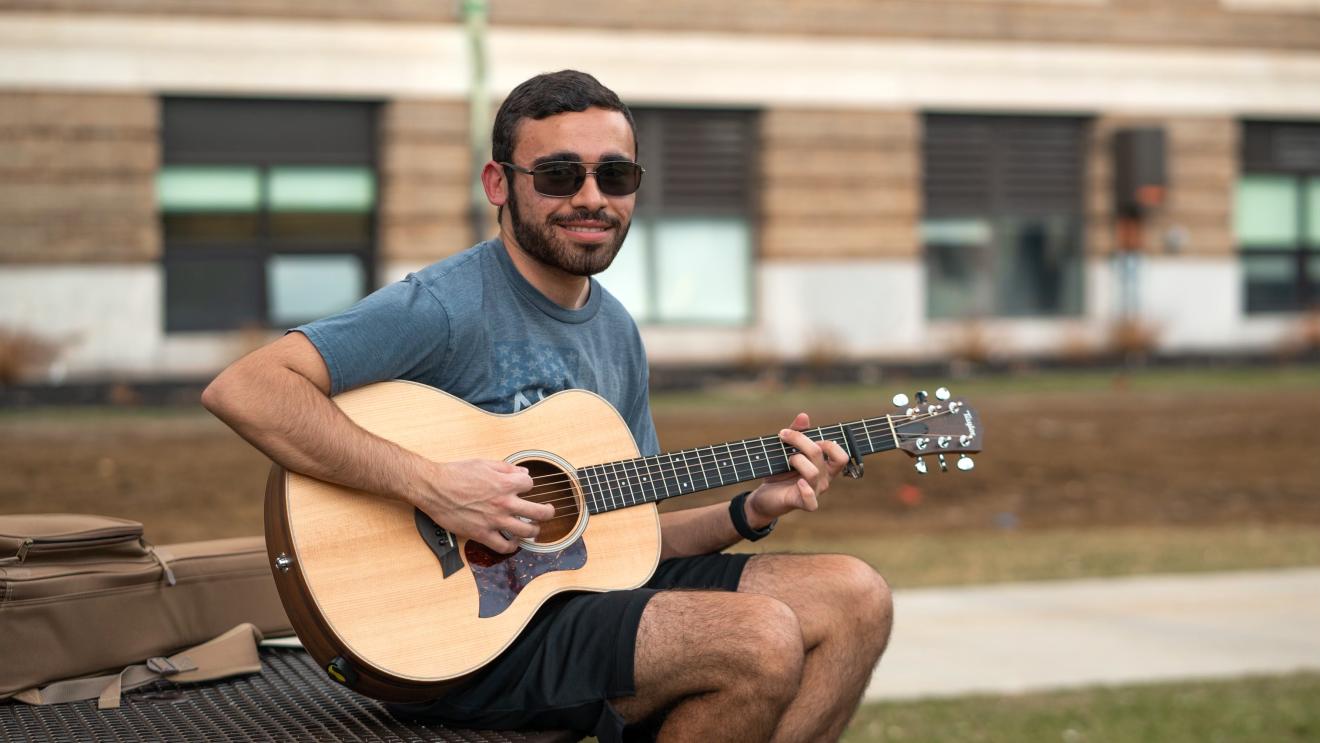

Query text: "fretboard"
[576, 416, 900, 515]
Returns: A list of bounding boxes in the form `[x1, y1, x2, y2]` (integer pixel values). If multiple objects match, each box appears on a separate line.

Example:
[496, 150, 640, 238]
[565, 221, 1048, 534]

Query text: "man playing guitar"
[203, 70, 892, 743]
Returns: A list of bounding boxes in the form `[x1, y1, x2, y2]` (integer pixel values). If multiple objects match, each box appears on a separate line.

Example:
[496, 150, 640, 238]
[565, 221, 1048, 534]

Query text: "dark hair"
[492, 70, 637, 165]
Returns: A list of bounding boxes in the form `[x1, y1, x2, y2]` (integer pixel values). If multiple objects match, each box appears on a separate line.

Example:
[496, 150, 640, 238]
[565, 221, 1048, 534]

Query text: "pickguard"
[464, 538, 588, 618]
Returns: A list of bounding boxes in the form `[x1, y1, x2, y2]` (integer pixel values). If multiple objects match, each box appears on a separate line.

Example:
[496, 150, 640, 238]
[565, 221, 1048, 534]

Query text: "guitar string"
[495, 411, 964, 512]
[510, 411, 960, 508]
[512, 408, 956, 486]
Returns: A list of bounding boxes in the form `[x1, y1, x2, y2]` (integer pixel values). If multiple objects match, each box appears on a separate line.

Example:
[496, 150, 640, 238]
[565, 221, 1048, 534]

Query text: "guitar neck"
[576, 417, 899, 515]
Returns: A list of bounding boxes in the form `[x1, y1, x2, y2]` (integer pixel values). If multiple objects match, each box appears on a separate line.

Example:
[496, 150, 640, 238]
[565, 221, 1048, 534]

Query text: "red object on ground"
[897, 484, 923, 507]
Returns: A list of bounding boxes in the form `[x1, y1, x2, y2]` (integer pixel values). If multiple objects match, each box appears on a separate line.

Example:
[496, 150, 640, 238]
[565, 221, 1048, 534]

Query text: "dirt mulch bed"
[2, 384, 1317, 543]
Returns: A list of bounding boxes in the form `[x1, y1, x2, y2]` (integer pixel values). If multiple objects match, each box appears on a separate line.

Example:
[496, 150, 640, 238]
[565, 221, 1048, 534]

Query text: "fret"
[613, 460, 636, 506]
[721, 442, 738, 484]
[777, 437, 792, 475]
[598, 464, 618, 511]
[662, 452, 685, 497]
[624, 458, 648, 504]
[645, 454, 670, 502]
[675, 450, 695, 495]
[691, 448, 713, 491]
[737, 439, 756, 482]
[753, 437, 772, 478]
[582, 465, 604, 514]
[612, 462, 629, 508]
[833, 425, 852, 463]
[710, 444, 727, 487]
[860, 418, 875, 455]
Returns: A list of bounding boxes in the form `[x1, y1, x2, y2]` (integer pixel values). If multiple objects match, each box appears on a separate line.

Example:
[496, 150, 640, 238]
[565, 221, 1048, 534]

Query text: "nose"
[569, 170, 609, 211]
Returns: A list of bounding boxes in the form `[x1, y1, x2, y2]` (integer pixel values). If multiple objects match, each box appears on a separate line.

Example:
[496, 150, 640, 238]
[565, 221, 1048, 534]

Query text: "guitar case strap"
[10, 623, 264, 709]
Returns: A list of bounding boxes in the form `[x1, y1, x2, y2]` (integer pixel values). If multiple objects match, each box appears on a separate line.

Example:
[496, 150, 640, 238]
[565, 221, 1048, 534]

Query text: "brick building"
[1, 0, 1319, 380]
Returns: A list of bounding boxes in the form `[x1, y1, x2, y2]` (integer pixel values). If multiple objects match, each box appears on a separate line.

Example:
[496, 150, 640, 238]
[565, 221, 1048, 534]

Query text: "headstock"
[889, 387, 983, 475]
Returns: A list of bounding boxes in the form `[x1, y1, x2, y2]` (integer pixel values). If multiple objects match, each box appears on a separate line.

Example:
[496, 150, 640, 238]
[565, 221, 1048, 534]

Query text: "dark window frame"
[921, 112, 1089, 319]
[160, 97, 380, 333]
[617, 107, 761, 327]
[1238, 121, 1320, 315]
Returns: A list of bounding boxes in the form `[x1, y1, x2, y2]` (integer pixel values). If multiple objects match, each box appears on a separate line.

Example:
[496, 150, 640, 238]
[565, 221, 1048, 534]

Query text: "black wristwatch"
[730, 491, 776, 542]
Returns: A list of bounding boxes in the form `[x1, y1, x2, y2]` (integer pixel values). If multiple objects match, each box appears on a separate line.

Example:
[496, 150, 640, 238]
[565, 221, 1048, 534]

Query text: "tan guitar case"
[0, 513, 293, 703]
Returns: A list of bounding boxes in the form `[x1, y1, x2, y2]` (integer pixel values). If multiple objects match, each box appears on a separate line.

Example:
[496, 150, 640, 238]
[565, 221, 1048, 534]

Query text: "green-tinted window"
[268, 167, 375, 212]
[595, 108, 756, 326]
[160, 98, 377, 332]
[157, 166, 261, 212]
[267, 254, 365, 326]
[653, 218, 751, 324]
[1307, 178, 1320, 247]
[1235, 175, 1298, 248]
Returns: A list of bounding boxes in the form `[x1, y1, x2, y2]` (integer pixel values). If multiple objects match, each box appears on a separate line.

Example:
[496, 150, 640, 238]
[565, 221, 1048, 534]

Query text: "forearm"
[658, 494, 775, 559]
[202, 362, 429, 506]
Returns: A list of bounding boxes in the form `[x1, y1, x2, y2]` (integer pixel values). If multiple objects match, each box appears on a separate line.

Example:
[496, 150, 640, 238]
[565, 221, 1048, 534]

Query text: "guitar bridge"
[414, 508, 465, 578]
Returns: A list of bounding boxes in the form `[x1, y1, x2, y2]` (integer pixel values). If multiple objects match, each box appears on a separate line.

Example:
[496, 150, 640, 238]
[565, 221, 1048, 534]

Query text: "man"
[203, 70, 891, 742]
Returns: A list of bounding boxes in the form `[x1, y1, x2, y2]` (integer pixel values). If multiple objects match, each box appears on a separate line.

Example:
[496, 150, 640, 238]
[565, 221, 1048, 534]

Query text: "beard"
[506, 188, 630, 277]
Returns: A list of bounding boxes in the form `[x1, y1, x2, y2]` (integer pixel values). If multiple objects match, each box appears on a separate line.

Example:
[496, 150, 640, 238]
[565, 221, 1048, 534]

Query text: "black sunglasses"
[501, 160, 645, 198]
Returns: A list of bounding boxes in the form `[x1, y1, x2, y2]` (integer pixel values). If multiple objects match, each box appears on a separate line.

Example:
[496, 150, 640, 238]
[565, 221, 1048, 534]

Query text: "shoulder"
[594, 282, 643, 340]
[409, 243, 490, 295]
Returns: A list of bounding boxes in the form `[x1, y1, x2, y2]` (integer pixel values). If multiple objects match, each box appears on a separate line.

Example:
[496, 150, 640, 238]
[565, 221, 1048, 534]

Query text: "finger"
[797, 479, 819, 511]
[500, 516, 540, 540]
[480, 530, 520, 554]
[780, 428, 824, 464]
[821, 440, 849, 476]
[790, 412, 810, 431]
[787, 452, 820, 484]
[506, 467, 534, 491]
[508, 496, 556, 522]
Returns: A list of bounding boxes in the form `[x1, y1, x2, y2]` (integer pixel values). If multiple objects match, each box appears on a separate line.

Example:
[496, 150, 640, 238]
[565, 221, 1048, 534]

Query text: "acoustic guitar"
[264, 380, 983, 702]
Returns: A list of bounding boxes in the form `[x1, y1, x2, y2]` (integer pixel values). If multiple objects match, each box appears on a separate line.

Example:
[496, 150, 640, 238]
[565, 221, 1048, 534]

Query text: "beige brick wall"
[0, 91, 159, 264]
[377, 99, 475, 264]
[2, 0, 1316, 50]
[760, 109, 920, 260]
[1086, 116, 1237, 257]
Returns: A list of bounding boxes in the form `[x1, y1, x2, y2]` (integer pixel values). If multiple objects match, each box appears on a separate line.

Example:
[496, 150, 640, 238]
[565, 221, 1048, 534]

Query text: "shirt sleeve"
[293, 275, 451, 396]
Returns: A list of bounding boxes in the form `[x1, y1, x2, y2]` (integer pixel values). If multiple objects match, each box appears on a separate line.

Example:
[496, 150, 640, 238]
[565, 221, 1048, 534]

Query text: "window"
[159, 98, 378, 332]
[1237, 122, 1320, 313]
[597, 109, 757, 325]
[922, 114, 1087, 319]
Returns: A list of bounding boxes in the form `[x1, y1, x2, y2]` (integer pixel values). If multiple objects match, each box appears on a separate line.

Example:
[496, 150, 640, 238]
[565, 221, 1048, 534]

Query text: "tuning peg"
[937, 454, 949, 472]
[935, 387, 951, 401]
[892, 393, 909, 407]
[915, 390, 928, 403]
[957, 455, 975, 472]
[914, 457, 928, 475]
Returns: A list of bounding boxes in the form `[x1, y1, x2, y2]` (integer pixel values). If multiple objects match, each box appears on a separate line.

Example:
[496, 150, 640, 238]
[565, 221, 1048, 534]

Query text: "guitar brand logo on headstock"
[964, 411, 976, 437]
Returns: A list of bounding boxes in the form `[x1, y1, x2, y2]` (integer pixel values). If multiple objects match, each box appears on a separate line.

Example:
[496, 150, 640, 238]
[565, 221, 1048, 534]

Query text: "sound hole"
[519, 458, 582, 547]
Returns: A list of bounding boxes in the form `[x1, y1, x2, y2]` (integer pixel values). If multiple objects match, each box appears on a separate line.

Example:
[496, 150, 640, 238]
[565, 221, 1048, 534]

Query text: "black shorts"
[388, 552, 751, 742]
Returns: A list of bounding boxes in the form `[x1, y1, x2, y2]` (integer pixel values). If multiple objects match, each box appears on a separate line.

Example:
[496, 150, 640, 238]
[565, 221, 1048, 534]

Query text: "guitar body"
[265, 381, 661, 702]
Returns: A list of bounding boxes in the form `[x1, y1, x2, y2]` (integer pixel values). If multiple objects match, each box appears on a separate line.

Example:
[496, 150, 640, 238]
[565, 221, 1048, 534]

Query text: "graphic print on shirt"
[491, 341, 581, 413]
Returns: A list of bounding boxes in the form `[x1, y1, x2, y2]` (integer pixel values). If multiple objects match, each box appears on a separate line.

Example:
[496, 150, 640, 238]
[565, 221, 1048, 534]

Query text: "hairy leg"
[739, 554, 893, 742]
[609, 590, 806, 742]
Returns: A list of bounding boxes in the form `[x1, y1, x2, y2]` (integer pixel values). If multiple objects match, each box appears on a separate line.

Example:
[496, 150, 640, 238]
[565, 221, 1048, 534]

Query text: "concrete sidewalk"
[865, 567, 1320, 701]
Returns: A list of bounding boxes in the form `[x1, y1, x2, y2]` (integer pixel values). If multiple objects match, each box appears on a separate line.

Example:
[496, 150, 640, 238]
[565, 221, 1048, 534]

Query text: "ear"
[481, 161, 509, 207]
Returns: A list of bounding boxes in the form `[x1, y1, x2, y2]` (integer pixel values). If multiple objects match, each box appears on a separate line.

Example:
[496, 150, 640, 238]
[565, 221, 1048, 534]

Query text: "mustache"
[549, 209, 621, 228]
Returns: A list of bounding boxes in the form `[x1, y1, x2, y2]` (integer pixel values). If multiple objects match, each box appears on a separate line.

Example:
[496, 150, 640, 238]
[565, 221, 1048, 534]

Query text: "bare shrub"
[0, 325, 64, 386]
[1107, 317, 1160, 361]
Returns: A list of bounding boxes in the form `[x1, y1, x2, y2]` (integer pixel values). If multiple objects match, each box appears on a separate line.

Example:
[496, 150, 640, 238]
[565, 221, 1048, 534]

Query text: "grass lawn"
[844, 672, 1320, 743]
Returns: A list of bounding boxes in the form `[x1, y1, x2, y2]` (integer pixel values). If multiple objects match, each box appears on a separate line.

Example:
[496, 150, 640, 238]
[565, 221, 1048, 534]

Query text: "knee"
[824, 555, 893, 637]
[723, 594, 805, 698]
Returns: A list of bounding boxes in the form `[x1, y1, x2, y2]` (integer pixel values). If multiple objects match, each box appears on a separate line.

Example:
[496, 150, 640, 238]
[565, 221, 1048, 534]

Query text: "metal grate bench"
[0, 647, 580, 743]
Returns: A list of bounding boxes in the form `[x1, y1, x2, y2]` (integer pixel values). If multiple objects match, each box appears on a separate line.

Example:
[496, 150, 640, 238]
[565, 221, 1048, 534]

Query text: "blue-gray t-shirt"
[294, 239, 659, 456]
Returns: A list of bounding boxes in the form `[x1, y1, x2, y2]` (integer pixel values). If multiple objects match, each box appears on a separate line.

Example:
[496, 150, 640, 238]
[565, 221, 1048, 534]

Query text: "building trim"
[2, 13, 1320, 114]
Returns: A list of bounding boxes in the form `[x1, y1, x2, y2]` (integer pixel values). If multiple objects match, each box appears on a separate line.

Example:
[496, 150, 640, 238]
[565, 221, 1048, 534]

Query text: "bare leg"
[739, 554, 893, 742]
[610, 590, 806, 742]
